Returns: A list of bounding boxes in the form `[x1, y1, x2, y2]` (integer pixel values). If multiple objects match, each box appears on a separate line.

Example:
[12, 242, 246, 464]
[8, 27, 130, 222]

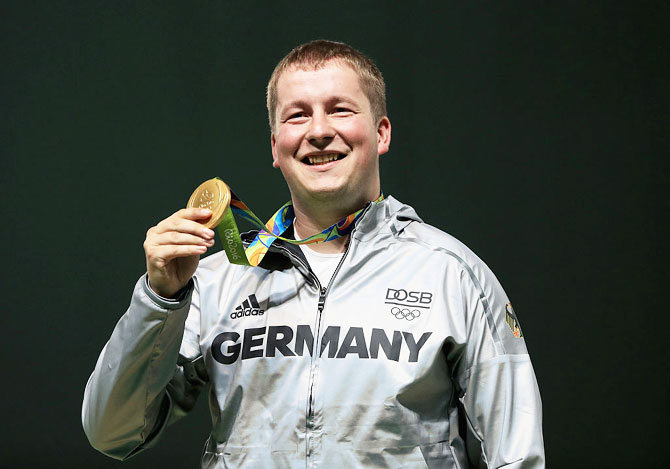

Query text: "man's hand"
[144, 208, 215, 298]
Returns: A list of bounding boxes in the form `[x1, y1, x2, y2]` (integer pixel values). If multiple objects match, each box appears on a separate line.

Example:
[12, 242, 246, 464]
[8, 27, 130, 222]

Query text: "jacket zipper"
[272, 203, 374, 462]
[305, 244, 351, 462]
[305, 208, 369, 461]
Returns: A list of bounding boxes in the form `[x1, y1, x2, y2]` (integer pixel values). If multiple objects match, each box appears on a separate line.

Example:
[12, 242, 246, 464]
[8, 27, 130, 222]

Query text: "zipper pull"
[317, 287, 326, 312]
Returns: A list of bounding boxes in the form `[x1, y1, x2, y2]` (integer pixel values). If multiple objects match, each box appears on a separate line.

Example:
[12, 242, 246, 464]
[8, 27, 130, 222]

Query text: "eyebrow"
[280, 95, 360, 112]
[280, 99, 309, 111]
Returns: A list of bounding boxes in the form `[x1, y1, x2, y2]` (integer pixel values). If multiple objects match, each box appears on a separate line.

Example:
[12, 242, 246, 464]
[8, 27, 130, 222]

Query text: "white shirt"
[298, 245, 343, 287]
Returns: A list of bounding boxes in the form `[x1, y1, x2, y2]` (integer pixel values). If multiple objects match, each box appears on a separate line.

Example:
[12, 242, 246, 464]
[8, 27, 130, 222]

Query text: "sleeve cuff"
[142, 274, 194, 310]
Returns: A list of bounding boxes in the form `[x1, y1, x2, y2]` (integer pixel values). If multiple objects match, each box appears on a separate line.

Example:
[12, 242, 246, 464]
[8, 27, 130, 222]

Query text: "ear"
[376, 116, 391, 156]
[271, 133, 280, 168]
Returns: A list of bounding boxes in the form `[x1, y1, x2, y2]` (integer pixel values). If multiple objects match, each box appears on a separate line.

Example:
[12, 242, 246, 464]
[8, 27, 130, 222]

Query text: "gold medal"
[187, 178, 231, 229]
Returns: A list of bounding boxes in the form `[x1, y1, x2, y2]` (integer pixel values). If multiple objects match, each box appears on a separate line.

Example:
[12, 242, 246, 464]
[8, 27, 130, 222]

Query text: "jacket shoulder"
[398, 218, 487, 269]
[390, 207, 506, 303]
[373, 196, 489, 272]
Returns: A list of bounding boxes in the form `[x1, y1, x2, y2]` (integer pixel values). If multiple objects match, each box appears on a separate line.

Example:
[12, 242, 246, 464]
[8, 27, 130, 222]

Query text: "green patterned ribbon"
[216, 181, 383, 267]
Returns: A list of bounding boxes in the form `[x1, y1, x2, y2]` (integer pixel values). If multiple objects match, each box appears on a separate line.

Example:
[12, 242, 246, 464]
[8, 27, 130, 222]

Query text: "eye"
[332, 106, 357, 118]
[285, 112, 308, 123]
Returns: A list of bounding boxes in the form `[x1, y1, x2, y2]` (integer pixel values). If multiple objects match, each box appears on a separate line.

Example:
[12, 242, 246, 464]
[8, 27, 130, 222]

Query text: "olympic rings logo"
[391, 306, 421, 321]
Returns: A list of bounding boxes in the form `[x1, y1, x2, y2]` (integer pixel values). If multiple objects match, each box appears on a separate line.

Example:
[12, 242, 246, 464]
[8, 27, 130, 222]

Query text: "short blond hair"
[266, 40, 387, 131]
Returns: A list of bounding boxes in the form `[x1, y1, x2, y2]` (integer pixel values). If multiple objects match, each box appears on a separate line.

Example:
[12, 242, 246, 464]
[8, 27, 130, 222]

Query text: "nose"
[306, 111, 335, 149]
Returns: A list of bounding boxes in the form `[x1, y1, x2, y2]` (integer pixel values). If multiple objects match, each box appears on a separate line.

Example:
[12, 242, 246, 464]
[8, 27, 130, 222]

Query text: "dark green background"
[3, 1, 667, 467]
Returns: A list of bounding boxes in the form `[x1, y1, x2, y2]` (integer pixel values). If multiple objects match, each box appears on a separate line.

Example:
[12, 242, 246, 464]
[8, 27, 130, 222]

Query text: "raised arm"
[82, 208, 214, 459]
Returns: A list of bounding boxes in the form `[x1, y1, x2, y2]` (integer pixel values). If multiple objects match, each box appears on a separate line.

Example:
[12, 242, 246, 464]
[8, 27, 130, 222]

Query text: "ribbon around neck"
[214, 179, 383, 267]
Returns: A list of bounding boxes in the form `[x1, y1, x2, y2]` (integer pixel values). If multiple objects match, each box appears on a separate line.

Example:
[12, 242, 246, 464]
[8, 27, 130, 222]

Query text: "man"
[83, 40, 545, 468]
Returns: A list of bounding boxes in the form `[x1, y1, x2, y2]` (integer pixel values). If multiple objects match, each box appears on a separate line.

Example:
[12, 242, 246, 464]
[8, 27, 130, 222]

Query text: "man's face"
[271, 61, 390, 212]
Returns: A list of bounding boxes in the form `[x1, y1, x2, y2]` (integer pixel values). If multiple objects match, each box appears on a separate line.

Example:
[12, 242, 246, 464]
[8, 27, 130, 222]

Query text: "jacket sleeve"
[81, 275, 207, 460]
[451, 260, 545, 468]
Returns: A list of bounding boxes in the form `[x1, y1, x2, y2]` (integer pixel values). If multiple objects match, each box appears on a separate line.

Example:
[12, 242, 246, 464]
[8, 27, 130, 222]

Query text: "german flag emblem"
[505, 303, 523, 338]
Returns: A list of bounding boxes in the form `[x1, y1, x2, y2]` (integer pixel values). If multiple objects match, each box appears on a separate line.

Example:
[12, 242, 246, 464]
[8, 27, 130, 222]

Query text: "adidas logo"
[230, 294, 265, 319]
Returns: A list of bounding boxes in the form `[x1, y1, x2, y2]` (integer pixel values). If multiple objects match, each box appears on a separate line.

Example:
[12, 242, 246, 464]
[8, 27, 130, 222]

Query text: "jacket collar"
[240, 195, 422, 271]
[353, 195, 422, 241]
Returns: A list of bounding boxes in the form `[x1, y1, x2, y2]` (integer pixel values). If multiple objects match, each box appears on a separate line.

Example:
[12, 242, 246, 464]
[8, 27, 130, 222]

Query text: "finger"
[151, 231, 215, 247]
[177, 208, 213, 221]
[155, 217, 216, 239]
[148, 244, 208, 265]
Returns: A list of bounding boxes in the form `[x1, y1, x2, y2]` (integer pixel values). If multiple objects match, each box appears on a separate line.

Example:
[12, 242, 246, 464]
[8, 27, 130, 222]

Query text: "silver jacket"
[82, 196, 545, 468]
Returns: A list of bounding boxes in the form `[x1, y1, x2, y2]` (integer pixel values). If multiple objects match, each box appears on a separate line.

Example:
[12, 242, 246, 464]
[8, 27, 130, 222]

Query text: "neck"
[292, 197, 370, 254]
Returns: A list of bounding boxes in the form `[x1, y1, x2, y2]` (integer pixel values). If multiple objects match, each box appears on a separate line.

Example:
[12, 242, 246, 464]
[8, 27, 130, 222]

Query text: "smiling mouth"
[303, 153, 346, 165]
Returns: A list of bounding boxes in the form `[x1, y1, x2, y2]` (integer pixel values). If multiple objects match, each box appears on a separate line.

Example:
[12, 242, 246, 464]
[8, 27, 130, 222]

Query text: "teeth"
[307, 153, 340, 165]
